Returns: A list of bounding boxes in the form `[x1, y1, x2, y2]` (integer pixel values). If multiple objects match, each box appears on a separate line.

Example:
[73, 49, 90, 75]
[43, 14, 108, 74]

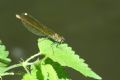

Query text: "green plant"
[0, 38, 102, 80]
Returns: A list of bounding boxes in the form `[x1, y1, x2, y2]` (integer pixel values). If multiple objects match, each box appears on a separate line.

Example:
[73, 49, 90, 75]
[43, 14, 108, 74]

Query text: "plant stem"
[5, 53, 41, 72]
[4, 63, 22, 72]
[25, 52, 41, 62]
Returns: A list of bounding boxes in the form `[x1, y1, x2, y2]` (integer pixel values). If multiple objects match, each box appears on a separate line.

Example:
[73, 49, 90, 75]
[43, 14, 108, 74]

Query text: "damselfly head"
[52, 33, 65, 43]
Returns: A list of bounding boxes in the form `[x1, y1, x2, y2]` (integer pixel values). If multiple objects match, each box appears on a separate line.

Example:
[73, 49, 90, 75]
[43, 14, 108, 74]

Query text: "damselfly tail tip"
[16, 14, 21, 19]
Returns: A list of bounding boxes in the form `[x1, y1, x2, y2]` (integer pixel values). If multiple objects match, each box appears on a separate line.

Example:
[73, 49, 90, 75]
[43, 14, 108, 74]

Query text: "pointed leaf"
[0, 40, 11, 75]
[38, 38, 102, 80]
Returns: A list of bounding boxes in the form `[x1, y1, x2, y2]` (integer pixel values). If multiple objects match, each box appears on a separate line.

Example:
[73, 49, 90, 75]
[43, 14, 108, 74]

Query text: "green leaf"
[22, 61, 50, 80]
[38, 38, 102, 80]
[35, 61, 48, 80]
[45, 64, 59, 80]
[0, 40, 11, 75]
[45, 58, 71, 80]
[0, 41, 11, 66]
[22, 61, 59, 80]
[22, 65, 39, 80]
[34, 58, 71, 80]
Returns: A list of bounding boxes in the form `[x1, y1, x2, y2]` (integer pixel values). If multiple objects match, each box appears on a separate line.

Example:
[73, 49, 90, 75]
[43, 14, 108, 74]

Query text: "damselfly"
[16, 13, 64, 43]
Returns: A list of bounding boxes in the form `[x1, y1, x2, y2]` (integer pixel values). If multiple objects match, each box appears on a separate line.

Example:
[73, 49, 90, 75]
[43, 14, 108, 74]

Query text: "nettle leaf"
[22, 65, 39, 80]
[38, 38, 102, 80]
[22, 61, 59, 80]
[45, 64, 59, 80]
[0, 40, 11, 75]
[0, 41, 11, 66]
[34, 61, 48, 80]
[31, 59, 71, 80]
[45, 58, 71, 80]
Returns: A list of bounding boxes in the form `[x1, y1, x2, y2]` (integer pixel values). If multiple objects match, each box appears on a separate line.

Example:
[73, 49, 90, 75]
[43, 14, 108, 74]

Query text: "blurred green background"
[0, 0, 120, 80]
